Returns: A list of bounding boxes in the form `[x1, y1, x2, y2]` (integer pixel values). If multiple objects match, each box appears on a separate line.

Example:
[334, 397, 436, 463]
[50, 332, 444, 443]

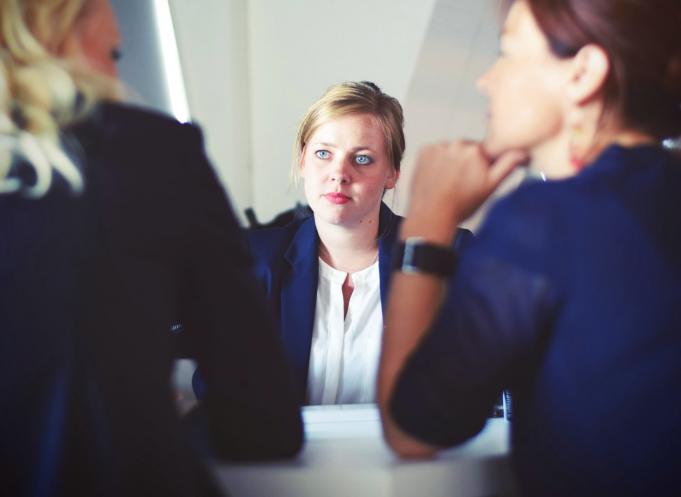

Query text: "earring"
[568, 125, 587, 171]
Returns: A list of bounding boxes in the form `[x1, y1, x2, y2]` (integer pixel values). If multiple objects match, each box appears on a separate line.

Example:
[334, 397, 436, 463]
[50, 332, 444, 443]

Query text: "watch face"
[395, 238, 456, 277]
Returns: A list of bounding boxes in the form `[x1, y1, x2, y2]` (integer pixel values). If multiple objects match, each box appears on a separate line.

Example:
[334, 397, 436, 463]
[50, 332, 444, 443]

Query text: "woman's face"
[62, 0, 121, 77]
[477, 1, 571, 161]
[300, 113, 398, 229]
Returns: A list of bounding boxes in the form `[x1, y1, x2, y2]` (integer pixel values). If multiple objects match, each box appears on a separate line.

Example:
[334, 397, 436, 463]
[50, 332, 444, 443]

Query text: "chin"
[481, 136, 507, 160]
[313, 205, 349, 226]
[483, 134, 531, 161]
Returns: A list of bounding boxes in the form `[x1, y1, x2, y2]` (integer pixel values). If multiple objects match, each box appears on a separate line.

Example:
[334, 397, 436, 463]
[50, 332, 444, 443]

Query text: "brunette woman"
[379, 1, 681, 496]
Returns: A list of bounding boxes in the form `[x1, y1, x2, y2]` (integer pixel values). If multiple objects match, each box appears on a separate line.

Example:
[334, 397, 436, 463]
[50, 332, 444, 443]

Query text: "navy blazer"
[247, 202, 474, 402]
[390, 145, 681, 497]
[1, 103, 302, 497]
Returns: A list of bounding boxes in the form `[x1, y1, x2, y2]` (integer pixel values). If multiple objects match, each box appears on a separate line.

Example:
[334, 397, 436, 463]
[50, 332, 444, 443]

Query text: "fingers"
[488, 149, 528, 189]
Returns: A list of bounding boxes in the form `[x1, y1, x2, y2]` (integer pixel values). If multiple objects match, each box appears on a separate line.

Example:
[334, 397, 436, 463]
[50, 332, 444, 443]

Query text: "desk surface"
[212, 405, 518, 497]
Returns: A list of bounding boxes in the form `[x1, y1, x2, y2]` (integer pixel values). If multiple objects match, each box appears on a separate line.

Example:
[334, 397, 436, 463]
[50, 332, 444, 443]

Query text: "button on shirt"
[307, 257, 382, 405]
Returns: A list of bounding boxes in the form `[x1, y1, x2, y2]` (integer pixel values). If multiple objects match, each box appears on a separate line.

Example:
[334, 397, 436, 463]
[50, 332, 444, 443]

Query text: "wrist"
[399, 216, 459, 246]
[392, 237, 457, 278]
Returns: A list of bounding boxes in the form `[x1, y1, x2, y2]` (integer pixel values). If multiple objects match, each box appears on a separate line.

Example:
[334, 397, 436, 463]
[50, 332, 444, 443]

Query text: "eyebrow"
[312, 142, 375, 152]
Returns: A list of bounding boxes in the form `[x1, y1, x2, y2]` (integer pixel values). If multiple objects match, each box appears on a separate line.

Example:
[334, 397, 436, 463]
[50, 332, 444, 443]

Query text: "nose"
[328, 155, 352, 184]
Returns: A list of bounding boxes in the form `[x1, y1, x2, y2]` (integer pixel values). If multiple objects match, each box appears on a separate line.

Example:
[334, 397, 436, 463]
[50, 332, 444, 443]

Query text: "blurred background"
[111, 0, 506, 228]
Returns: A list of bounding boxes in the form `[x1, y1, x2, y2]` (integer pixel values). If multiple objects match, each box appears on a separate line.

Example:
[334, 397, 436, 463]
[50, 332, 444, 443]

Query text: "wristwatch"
[393, 237, 457, 277]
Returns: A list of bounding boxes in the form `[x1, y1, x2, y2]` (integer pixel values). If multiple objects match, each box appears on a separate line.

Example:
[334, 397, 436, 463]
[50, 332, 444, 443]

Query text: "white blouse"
[307, 257, 383, 405]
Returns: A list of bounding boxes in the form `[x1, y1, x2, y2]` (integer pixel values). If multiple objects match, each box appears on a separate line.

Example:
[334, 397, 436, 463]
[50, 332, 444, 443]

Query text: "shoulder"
[378, 203, 403, 245]
[465, 178, 578, 274]
[95, 101, 196, 134]
[484, 179, 560, 231]
[247, 217, 311, 266]
[69, 101, 216, 191]
[73, 101, 204, 152]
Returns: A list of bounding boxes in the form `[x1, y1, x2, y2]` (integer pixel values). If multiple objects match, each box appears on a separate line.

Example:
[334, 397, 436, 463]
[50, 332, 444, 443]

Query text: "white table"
[212, 404, 518, 497]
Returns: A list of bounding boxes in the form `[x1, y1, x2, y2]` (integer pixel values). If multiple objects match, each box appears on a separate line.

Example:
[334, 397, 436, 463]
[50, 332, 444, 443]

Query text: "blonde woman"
[248, 82, 473, 405]
[1, 1, 301, 496]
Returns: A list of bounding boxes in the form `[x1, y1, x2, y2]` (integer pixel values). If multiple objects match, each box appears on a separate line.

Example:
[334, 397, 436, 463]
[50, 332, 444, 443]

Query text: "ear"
[384, 168, 399, 190]
[566, 44, 610, 105]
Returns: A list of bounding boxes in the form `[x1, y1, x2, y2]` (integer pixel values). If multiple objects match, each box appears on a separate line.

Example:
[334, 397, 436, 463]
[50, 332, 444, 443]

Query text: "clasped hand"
[403, 140, 528, 244]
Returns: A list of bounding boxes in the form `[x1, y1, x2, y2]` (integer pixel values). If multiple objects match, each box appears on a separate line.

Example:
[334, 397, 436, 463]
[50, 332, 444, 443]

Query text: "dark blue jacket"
[247, 203, 473, 402]
[0, 103, 302, 497]
[391, 144, 681, 497]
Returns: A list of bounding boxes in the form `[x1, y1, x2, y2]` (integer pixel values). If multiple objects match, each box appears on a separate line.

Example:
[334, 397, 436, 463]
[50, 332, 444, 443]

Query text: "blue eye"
[315, 150, 330, 159]
[355, 154, 372, 165]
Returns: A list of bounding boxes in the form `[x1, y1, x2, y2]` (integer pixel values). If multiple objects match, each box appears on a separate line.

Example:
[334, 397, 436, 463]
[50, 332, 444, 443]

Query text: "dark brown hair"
[524, 0, 681, 139]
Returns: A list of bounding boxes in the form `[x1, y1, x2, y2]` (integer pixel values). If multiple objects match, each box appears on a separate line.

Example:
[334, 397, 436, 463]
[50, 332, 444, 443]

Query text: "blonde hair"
[0, 0, 121, 197]
[292, 81, 405, 183]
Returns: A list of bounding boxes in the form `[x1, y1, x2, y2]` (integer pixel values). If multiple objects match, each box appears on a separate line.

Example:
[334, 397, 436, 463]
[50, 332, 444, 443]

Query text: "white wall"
[164, 0, 508, 227]
[247, 0, 437, 223]
[170, 0, 253, 213]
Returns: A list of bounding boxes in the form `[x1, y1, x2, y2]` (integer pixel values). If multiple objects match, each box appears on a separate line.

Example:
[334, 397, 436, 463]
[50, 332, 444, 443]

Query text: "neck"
[532, 123, 656, 179]
[316, 212, 380, 274]
[531, 129, 572, 179]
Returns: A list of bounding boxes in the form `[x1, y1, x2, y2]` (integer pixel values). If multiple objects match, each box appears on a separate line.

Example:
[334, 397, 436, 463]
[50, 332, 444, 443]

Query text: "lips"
[324, 192, 350, 205]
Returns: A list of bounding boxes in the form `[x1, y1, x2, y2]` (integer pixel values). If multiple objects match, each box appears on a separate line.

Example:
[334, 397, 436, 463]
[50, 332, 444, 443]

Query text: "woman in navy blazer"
[248, 201, 472, 404]
[245, 82, 473, 404]
[1, 2, 301, 496]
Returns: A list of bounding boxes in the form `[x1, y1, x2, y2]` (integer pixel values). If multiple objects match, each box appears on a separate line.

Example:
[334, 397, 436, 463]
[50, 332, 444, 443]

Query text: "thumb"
[488, 150, 528, 189]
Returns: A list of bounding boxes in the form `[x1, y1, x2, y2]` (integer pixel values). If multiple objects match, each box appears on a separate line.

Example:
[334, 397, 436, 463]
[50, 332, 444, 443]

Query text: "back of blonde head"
[292, 81, 405, 183]
[0, 0, 119, 197]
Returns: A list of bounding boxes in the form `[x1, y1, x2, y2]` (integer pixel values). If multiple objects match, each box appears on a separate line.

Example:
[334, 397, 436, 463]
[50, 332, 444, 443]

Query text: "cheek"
[301, 169, 321, 203]
[360, 174, 391, 200]
[487, 66, 565, 152]
[82, 43, 117, 76]
[512, 91, 563, 137]
[75, 9, 120, 77]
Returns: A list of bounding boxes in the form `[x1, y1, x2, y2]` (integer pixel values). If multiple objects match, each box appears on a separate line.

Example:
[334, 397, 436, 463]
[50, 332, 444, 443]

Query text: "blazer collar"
[281, 216, 319, 402]
[284, 203, 399, 267]
[284, 215, 318, 267]
[377, 202, 401, 311]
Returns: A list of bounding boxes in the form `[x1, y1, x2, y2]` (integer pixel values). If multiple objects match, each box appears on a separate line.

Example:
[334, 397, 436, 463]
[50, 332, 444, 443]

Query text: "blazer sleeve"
[390, 191, 557, 447]
[175, 124, 303, 460]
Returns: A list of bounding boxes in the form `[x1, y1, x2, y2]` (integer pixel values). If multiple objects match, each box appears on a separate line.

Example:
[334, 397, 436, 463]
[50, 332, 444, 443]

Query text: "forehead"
[501, 1, 549, 51]
[308, 113, 386, 147]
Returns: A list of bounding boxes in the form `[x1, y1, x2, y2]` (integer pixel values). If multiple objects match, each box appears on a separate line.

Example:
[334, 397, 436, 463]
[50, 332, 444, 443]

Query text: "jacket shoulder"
[247, 220, 304, 267]
[74, 101, 204, 149]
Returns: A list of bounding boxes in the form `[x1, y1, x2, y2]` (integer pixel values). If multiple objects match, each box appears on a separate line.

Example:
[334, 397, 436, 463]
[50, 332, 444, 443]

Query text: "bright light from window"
[153, 0, 190, 123]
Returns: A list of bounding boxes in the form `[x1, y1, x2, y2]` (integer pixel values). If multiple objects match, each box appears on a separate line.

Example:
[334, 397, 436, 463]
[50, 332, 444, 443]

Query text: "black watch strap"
[393, 237, 457, 277]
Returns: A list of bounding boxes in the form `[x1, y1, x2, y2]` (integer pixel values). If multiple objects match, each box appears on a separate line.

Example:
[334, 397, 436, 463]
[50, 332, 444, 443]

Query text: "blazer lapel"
[377, 203, 401, 316]
[281, 217, 319, 401]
